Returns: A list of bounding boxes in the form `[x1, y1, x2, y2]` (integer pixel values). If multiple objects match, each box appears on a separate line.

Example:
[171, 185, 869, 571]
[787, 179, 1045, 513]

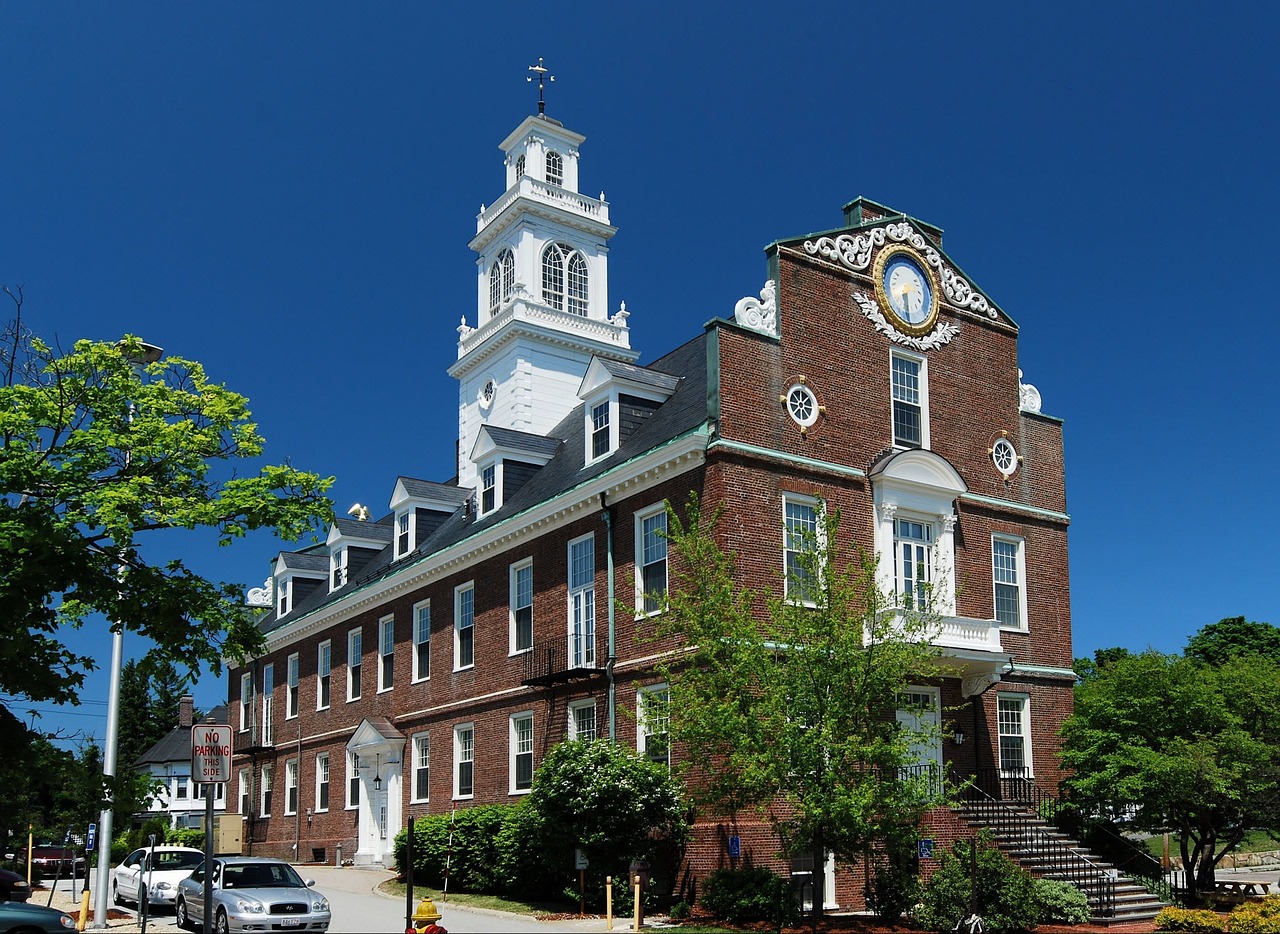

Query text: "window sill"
[412, 675, 430, 684]
[314, 808, 329, 815]
[509, 788, 532, 797]
[452, 794, 474, 802]
[377, 687, 394, 695]
[346, 696, 361, 703]
[454, 664, 475, 673]
[409, 798, 429, 805]
[509, 647, 532, 657]
[997, 624, 1029, 633]
[316, 705, 330, 712]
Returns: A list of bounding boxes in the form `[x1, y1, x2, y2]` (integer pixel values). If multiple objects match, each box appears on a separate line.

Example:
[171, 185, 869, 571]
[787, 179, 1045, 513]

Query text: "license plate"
[281, 919, 303, 928]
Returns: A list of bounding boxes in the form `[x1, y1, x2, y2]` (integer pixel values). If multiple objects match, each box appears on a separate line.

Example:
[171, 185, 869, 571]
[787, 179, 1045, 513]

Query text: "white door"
[896, 687, 942, 792]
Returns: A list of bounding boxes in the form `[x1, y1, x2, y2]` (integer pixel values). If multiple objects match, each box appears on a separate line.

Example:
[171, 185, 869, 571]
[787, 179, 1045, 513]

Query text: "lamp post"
[92, 339, 163, 930]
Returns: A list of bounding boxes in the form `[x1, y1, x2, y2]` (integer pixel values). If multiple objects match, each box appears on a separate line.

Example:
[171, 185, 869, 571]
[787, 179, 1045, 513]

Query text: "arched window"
[489, 248, 515, 314]
[545, 151, 563, 187]
[514, 154, 525, 178]
[542, 243, 566, 310]
[567, 252, 589, 316]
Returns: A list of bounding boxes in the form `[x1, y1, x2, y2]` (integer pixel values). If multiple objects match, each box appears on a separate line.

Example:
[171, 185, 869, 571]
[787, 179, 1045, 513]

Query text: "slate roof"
[594, 357, 681, 392]
[134, 705, 230, 767]
[397, 477, 471, 505]
[279, 552, 328, 573]
[260, 332, 709, 634]
[332, 517, 394, 542]
[478, 425, 563, 459]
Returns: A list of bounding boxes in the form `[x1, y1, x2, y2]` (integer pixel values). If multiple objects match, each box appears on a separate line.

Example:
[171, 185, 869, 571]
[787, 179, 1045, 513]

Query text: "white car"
[113, 845, 204, 910]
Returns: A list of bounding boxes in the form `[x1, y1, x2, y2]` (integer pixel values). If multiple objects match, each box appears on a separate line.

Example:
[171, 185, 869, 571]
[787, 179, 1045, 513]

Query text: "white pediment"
[869, 449, 967, 497]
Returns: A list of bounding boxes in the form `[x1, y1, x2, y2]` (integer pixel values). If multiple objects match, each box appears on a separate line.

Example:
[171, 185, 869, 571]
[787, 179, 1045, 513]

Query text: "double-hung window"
[261, 765, 273, 816]
[331, 548, 347, 590]
[346, 752, 360, 809]
[378, 616, 395, 692]
[286, 654, 299, 719]
[317, 640, 331, 710]
[569, 535, 595, 667]
[638, 685, 670, 767]
[238, 769, 250, 815]
[261, 664, 274, 745]
[315, 753, 330, 812]
[277, 579, 291, 617]
[895, 517, 933, 609]
[347, 629, 362, 700]
[413, 600, 431, 682]
[480, 464, 496, 514]
[412, 734, 430, 802]
[396, 512, 411, 558]
[891, 351, 927, 449]
[455, 584, 475, 670]
[783, 495, 820, 604]
[454, 725, 474, 799]
[992, 536, 1027, 629]
[590, 401, 611, 460]
[284, 759, 299, 815]
[998, 694, 1032, 777]
[511, 560, 533, 654]
[569, 699, 596, 742]
[637, 506, 668, 614]
[511, 713, 534, 793]
[239, 673, 252, 732]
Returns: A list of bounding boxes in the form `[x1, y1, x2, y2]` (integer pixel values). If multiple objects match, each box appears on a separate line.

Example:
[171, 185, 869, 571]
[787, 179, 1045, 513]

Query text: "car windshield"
[154, 852, 203, 871]
[221, 863, 305, 889]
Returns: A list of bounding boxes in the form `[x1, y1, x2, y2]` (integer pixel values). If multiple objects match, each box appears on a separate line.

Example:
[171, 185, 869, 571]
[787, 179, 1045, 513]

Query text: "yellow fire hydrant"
[411, 894, 445, 934]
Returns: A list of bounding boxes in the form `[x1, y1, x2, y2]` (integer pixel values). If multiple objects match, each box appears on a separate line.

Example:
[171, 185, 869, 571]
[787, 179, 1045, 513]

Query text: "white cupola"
[450, 110, 638, 490]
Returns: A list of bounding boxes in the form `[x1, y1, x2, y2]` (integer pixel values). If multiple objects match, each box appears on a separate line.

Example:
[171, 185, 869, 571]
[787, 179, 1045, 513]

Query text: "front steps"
[955, 801, 1166, 926]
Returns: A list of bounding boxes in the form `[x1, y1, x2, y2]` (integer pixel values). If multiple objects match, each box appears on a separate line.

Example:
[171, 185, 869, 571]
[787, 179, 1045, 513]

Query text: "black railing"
[964, 782, 1117, 917]
[521, 640, 601, 686]
[970, 767, 1068, 822]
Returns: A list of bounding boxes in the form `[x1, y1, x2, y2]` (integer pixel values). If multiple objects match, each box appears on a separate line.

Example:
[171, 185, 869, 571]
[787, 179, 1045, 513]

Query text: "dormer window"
[488, 248, 515, 315]
[542, 243, 588, 314]
[590, 401, 610, 459]
[545, 150, 563, 186]
[396, 512, 411, 559]
[277, 579, 291, 618]
[331, 549, 347, 590]
[480, 464, 497, 514]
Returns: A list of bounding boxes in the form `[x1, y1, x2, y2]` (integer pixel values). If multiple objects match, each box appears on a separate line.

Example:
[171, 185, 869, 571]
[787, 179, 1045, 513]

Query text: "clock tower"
[449, 110, 637, 491]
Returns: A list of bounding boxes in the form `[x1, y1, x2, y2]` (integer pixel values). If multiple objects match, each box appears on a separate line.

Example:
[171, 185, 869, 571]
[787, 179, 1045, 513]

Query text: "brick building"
[226, 106, 1074, 909]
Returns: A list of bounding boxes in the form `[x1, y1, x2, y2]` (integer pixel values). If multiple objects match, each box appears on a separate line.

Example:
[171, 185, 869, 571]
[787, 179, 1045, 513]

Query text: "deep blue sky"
[3, 3, 1276, 746]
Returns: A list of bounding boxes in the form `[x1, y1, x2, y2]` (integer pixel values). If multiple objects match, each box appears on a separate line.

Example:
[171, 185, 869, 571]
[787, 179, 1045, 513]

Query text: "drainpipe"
[601, 493, 617, 740]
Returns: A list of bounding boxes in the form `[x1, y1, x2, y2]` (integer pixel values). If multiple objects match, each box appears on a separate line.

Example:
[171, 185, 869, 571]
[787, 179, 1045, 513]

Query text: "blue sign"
[917, 839, 935, 860]
[728, 836, 741, 859]
[86, 823, 97, 851]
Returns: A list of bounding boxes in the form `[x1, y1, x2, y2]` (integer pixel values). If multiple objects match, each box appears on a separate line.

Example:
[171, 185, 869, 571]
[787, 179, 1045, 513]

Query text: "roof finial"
[527, 57, 554, 115]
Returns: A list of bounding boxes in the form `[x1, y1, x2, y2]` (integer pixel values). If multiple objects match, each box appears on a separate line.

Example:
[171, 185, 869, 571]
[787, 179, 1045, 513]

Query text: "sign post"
[192, 722, 231, 934]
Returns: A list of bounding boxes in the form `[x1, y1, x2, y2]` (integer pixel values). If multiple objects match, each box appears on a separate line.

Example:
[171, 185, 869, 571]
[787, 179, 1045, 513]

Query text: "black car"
[0, 868, 31, 903]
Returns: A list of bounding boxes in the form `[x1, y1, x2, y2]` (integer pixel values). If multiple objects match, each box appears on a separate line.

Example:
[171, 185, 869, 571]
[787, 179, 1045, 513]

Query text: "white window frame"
[331, 547, 347, 591]
[239, 673, 252, 732]
[238, 768, 250, 816]
[455, 583, 475, 671]
[347, 628, 362, 701]
[568, 699, 596, 742]
[479, 462, 498, 515]
[317, 640, 331, 710]
[286, 653, 299, 719]
[277, 577, 291, 617]
[411, 733, 430, 803]
[638, 684, 670, 768]
[998, 693, 1033, 777]
[568, 533, 596, 668]
[395, 511, 412, 559]
[545, 150, 563, 187]
[636, 504, 669, 616]
[315, 752, 330, 813]
[894, 514, 935, 611]
[783, 494, 823, 605]
[378, 615, 395, 693]
[413, 600, 431, 682]
[992, 534, 1028, 631]
[510, 559, 534, 655]
[260, 663, 274, 746]
[260, 765, 273, 816]
[890, 349, 929, 450]
[586, 397, 614, 462]
[510, 712, 534, 795]
[346, 752, 360, 810]
[284, 758, 299, 816]
[453, 724, 475, 800]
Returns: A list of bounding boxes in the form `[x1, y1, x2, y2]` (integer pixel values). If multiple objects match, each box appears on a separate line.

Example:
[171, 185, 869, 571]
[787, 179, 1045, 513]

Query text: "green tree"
[1073, 646, 1132, 682]
[649, 495, 944, 914]
[1060, 650, 1280, 894]
[0, 299, 333, 705]
[1185, 617, 1280, 666]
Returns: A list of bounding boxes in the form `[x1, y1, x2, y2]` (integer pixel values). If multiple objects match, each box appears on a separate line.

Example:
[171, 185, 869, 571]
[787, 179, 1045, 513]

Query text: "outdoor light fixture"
[374, 773, 382, 791]
[306, 808, 313, 825]
[953, 730, 966, 745]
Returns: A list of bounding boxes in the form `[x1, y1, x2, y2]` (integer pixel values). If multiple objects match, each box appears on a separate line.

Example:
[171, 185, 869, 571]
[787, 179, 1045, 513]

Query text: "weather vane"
[527, 57, 554, 114]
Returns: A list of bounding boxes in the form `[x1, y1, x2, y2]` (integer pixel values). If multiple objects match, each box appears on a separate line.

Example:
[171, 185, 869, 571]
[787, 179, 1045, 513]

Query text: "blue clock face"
[883, 255, 933, 325]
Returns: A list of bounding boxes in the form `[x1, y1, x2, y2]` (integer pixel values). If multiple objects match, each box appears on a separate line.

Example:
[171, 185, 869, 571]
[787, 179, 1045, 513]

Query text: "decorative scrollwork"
[854, 290, 959, 351]
[804, 223, 999, 320]
[733, 280, 778, 336]
[1018, 369, 1042, 413]
[246, 577, 274, 608]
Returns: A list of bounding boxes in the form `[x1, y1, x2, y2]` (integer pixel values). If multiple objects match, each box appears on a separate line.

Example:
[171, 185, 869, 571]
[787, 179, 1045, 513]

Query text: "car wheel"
[175, 895, 192, 930]
[214, 907, 230, 934]
[112, 881, 123, 906]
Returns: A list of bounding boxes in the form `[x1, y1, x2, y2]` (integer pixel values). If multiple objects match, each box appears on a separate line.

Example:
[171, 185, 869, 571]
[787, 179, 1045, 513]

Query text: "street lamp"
[92, 339, 163, 931]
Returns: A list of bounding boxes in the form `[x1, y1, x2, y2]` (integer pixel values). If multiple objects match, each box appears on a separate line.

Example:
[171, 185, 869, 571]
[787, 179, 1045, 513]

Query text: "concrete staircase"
[955, 798, 1166, 926]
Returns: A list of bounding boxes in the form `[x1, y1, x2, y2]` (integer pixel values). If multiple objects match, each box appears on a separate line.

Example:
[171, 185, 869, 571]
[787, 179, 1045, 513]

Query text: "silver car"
[175, 857, 330, 933]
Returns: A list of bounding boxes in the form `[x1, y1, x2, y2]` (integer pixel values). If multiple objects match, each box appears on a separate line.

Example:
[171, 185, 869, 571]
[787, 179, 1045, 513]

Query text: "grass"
[1143, 830, 1280, 860]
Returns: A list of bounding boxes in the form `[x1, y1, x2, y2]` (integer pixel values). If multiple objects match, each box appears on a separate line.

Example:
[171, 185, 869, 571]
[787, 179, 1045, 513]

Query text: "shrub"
[393, 803, 522, 894]
[1153, 906, 1227, 932]
[1228, 895, 1280, 933]
[868, 850, 920, 922]
[1034, 878, 1090, 925]
[912, 834, 1040, 933]
[165, 827, 204, 849]
[699, 866, 797, 925]
[669, 899, 691, 920]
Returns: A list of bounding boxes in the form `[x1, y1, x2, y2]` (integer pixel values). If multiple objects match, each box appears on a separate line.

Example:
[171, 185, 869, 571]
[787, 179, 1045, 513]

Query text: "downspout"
[601, 493, 617, 740]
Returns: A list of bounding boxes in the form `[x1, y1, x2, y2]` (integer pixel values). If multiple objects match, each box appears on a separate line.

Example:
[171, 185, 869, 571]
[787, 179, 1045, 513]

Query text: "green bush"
[912, 834, 1040, 933]
[1228, 895, 1280, 933]
[868, 851, 920, 922]
[165, 826, 203, 849]
[1033, 878, 1090, 925]
[699, 866, 797, 925]
[1153, 906, 1227, 932]
[393, 804, 521, 894]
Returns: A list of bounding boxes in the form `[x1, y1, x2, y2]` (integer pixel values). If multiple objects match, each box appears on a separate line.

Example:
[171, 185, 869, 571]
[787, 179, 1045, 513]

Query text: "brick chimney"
[179, 694, 194, 728]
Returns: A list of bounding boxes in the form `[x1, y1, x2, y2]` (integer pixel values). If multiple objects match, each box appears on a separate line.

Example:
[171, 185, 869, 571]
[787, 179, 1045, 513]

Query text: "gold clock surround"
[872, 245, 943, 338]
